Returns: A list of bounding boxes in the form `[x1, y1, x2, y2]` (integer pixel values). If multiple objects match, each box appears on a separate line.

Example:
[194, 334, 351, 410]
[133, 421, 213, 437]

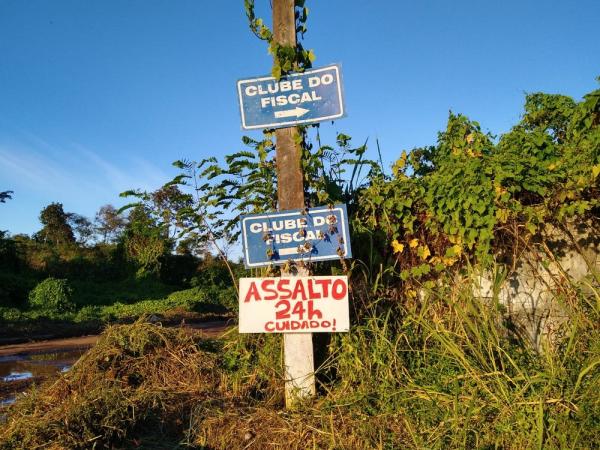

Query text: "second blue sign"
[241, 204, 352, 268]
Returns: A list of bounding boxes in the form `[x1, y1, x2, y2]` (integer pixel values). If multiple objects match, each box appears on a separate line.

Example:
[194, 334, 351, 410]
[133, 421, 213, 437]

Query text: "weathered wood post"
[272, 0, 316, 406]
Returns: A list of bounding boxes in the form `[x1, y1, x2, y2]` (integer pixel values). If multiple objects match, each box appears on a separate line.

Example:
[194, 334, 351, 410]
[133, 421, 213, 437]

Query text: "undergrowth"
[1, 271, 598, 449]
[192, 270, 599, 449]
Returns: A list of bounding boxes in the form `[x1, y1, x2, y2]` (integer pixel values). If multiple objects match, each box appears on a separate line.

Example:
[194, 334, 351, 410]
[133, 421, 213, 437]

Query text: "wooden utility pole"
[272, 0, 316, 407]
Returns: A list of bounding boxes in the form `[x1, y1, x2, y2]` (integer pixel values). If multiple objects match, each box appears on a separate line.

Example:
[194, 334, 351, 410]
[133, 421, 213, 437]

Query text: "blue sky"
[1, 0, 598, 236]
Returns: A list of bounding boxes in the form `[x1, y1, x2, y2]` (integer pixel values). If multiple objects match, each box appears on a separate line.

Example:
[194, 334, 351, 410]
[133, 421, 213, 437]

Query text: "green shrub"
[167, 286, 234, 311]
[74, 305, 102, 323]
[28, 277, 75, 314]
[0, 307, 24, 322]
[96, 288, 230, 322]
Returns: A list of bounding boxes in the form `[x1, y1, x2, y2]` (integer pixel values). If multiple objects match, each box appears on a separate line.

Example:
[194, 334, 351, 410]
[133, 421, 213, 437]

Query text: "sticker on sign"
[241, 204, 352, 268]
[238, 276, 350, 333]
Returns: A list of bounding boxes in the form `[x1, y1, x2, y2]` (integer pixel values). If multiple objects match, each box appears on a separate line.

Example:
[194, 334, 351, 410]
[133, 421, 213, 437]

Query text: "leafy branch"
[244, 0, 315, 79]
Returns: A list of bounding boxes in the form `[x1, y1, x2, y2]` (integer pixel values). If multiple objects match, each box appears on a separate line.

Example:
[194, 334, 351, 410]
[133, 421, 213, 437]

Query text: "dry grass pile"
[0, 321, 220, 449]
[0, 323, 408, 450]
[192, 402, 408, 449]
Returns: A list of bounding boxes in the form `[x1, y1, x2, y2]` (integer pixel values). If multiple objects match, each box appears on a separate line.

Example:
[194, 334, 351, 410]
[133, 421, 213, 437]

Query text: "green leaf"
[272, 63, 281, 80]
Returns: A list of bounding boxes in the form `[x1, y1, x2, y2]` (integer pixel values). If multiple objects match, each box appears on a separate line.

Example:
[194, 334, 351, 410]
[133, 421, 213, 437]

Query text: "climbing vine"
[357, 86, 600, 285]
[244, 0, 315, 79]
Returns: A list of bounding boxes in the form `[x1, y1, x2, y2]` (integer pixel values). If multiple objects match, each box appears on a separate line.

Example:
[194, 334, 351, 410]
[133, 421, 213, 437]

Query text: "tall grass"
[317, 268, 600, 449]
[185, 264, 598, 448]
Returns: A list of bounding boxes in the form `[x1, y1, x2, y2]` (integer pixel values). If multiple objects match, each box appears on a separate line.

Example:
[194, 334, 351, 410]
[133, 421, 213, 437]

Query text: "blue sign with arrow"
[237, 64, 345, 130]
[241, 204, 352, 268]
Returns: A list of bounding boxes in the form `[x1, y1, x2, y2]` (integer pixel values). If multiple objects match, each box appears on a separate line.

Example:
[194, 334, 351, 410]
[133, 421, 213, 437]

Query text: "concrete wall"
[473, 220, 599, 351]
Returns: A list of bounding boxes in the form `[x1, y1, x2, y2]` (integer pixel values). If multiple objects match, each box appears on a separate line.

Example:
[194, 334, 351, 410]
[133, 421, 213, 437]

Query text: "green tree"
[68, 213, 94, 246]
[95, 204, 126, 243]
[175, 232, 208, 256]
[36, 202, 75, 246]
[122, 205, 172, 277]
[0, 231, 18, 272]
[150, 185, 193, 238]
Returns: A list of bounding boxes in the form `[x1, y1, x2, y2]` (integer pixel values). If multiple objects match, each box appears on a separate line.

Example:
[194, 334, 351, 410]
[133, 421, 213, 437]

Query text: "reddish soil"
[0, 335, 99, 358]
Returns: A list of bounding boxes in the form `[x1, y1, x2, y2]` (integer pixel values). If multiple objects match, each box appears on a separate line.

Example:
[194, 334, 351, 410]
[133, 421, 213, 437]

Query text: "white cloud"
[75, 146, 170, 193]
[0, 136, 170, 197]
[0, 144, 92, 194]
[0, 134, 172, 233]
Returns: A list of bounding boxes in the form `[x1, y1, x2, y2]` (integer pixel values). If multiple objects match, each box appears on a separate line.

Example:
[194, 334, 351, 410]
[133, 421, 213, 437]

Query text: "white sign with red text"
[238, 276, 349, 333]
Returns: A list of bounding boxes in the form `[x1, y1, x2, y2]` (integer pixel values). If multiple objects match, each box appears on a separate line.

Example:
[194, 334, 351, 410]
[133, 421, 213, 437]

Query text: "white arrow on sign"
[278, 247, 299, 256]
[274, 107, 309, 118]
